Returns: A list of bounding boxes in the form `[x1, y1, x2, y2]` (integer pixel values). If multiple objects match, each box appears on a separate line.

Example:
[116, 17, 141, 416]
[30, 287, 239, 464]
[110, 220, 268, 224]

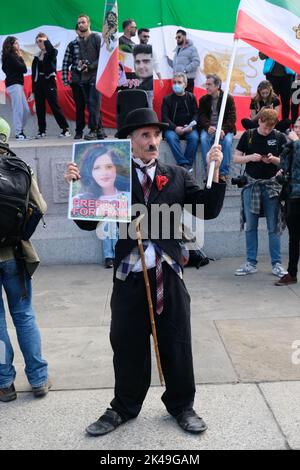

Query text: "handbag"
[22, 202, 45, 241]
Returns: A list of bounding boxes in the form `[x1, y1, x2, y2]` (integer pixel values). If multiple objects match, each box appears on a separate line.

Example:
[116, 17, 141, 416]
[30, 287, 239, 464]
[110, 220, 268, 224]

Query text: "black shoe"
[84, 130, 98, 141]
[35, 132, 46, 139]
[32, 378, 52, 398]
[86, 409, 123, 436]
[97, 129, 106, 140]
[176, 409, 207, 434]
[104, 258, 114, 269]
[15, 132, 28, 140]
[59, 129, 71, 138]
[0, 383, 17, 402]
[74, 132, 83, 140]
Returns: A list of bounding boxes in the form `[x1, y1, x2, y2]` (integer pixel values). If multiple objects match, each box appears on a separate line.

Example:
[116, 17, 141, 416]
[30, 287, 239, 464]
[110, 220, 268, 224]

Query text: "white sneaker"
[15, 133, 26, 140]
[235, 262, 257, 276]
[272, 263, 288, 278]
[35, 132, 46, 139]
[59, 129, 71, 137]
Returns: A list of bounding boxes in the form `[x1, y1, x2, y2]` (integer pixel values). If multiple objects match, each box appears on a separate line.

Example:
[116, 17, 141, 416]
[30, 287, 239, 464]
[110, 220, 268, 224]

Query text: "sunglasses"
[36, 39, 45, 43]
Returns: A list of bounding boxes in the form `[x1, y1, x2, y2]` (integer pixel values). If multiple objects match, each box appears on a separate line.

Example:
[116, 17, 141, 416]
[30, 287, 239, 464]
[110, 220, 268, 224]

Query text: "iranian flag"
[235, 0, 300, 74]
[96, 1, 119, 97]
[0, 0, 290, 129]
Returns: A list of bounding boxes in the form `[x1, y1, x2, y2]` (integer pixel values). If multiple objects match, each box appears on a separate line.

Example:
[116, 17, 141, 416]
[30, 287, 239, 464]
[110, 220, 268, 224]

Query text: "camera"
[77, 60, 90, 72]
[231, 175, 248, 188]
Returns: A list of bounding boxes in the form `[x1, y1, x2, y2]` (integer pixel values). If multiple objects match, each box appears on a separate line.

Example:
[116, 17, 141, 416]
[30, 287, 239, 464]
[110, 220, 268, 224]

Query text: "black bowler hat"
[116, 108, 169, 139]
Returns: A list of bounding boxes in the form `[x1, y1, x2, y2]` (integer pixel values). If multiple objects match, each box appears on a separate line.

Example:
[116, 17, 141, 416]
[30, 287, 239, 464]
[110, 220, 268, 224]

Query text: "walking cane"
[135, 214, 164, 386]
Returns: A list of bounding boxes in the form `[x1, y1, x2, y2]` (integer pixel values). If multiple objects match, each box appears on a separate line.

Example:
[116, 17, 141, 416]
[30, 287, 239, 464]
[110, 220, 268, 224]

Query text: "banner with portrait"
[68, 140, 132, 223]
[118, 43, 153, 93]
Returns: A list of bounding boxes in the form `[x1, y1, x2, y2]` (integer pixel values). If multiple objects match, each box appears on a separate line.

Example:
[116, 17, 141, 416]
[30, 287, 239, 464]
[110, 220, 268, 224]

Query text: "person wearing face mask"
[162, 73, 199, 171]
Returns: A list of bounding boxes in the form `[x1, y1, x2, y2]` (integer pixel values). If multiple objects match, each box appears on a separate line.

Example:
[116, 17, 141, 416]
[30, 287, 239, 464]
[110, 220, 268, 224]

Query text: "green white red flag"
[235, 0, 300, 74]
[96, 1, 119, 97]
[2, 0, 298, 128]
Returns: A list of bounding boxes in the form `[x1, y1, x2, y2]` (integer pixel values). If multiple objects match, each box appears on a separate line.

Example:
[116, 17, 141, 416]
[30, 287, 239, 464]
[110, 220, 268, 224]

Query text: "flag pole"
[206, 39, 239, 189]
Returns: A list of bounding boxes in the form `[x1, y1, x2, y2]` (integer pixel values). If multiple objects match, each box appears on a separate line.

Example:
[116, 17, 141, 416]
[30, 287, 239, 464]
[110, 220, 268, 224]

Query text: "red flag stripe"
[96, 48, 119, 98]
[235, 10, 300, 74]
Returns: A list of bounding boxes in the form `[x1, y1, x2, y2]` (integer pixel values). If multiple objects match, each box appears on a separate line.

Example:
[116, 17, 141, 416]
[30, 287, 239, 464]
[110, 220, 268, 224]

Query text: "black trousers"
[286, 199, 300, 277]
[80, 79, 102, 131]
[70, 82, 86, 134]
[34, 76, 69, 133]
[266, 73, 294, 120]
[186, 78, 195, 94]
[109, 264, 196, 421]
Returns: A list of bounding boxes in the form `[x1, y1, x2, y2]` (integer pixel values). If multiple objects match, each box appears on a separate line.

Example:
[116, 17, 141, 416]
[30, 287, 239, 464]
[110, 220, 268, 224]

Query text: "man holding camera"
[76, 14, 105, 140]
[233, 108, 287, 277]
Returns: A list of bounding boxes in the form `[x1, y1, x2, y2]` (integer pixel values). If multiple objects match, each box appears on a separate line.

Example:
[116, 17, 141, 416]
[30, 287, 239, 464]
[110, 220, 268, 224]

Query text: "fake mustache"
[146, 145, 158, 152]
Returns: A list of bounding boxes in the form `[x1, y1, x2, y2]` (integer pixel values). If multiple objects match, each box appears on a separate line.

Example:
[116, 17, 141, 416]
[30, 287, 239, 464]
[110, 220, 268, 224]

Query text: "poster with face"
[133, 44, 153, 91]
[118, 42, 153, 92]
[69, 140, 132, 222]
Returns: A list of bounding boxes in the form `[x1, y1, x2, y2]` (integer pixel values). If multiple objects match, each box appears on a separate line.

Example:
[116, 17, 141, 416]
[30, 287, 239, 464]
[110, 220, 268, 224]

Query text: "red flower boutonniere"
[156, 175, 169, 191]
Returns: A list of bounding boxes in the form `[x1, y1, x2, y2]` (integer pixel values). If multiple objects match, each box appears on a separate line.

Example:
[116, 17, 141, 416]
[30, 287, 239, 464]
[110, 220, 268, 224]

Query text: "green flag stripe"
[0, 0, 241, 35]
[266, 0, 300, 18]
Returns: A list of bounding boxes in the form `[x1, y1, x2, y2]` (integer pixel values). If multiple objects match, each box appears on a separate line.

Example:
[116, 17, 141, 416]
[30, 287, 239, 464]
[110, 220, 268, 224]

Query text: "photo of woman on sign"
[69, 141, 131, 222]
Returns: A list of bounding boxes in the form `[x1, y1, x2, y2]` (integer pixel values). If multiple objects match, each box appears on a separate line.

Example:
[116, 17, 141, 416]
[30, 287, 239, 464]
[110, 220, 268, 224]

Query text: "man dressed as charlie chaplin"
[65, 108, 226, 436]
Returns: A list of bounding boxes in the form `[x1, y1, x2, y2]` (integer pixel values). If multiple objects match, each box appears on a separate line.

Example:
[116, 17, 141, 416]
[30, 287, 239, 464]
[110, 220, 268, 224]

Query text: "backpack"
[246, 128, 282, 154]
[187, 246, 210, 269]
[0, 152, 32, 247]
[181, 224, 210, 269]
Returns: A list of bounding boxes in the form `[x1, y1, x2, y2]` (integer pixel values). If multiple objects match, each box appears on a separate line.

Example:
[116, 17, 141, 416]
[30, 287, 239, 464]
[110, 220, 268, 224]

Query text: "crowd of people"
[1, 15, 300, 439]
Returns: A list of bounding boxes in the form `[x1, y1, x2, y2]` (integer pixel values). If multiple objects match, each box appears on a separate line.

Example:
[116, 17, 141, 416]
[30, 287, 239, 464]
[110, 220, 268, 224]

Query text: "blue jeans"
[7, 84, 30, 135]
[201, 130, 233, 176]
[243, 185, 282, 266]
[165, 130, 199, 166]
[0, 259, 48, 388]
[102, 222, 118, 259]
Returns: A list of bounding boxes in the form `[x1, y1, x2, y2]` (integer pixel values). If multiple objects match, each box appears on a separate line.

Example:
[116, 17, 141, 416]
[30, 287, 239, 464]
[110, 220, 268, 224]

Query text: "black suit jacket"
[75, 161, 226, 270]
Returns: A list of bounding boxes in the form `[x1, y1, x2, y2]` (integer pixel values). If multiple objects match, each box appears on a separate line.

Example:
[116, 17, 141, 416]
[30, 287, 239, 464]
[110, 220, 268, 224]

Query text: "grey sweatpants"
[7, 84, 30, 135]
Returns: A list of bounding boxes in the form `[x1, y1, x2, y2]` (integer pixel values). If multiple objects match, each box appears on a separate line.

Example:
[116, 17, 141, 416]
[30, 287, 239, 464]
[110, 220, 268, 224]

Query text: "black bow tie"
[133, 161, 157, 172]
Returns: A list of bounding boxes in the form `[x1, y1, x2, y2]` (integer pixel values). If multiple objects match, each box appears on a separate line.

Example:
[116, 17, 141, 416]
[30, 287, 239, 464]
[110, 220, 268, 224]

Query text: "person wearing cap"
[65, 108, 226, 436]
[0, 117, 51, 403]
